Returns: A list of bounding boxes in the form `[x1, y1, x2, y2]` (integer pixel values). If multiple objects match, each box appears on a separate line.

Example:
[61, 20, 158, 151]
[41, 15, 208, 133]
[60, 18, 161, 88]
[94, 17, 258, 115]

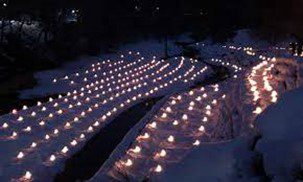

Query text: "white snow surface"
[1, 30, 303, 182]
[90, 37, 303, 181]
[256, 86, 303, 181]
[0, 46, 211, 181]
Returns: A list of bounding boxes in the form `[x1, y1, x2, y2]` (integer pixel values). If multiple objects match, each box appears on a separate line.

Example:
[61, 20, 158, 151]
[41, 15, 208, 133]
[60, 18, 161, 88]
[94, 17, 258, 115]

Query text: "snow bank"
[256, 86, 303, 181]
[153, 138, 257, 182]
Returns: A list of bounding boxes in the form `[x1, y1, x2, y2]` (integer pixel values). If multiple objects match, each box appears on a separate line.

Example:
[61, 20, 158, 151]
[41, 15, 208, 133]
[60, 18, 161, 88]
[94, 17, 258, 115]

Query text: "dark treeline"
[1, 0, 303, 62]
[3, 1, 303, 49]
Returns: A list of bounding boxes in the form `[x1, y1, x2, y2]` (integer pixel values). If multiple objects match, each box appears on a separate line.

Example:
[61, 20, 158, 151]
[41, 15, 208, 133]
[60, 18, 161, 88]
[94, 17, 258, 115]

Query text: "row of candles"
[105, 46, 285, 179]
[111, 82, 227, 178]
[0, 52, 209, 181]
[1, 56, 163, 133]
[247, 56, 278, 118]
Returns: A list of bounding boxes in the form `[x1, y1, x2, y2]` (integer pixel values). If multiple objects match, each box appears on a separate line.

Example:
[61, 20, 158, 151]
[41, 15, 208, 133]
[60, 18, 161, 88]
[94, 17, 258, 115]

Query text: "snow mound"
[256, 86, 303, 181]
[154, 138, 257, 182]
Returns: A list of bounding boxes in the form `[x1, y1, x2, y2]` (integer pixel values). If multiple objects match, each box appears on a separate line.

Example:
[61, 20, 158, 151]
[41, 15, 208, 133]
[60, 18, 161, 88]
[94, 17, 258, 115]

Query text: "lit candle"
[31, 142, 37, 148]
[167, 135, 174, 142]
[199, 125, 205, 132]
[61, 146, 69, 154]
[131, 146, 141, 153]
[124, 159, 133, 166]
[2, 122, 8, 129]
[193, 140, 200, 146]
[17, 151, 24, 159]
[172, 120, 179, 126]
[71, 140, 77, 146]
[24, 171, 32, 180]
[49, 155, 56, 162]
[253, 107, 262, 114]
[155, 164, 162, 172]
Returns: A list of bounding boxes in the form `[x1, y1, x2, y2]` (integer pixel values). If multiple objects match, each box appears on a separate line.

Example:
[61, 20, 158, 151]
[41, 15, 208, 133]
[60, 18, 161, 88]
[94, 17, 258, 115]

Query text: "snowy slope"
[256, 86, 303, 181]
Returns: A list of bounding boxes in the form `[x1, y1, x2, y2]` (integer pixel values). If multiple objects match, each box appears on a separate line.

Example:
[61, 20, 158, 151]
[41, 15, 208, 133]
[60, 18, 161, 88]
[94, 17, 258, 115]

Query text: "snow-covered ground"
[0, 30, 303, 181]
[256, 86, 303, 181]
[0, 47, 211, 181]
[20, 38, 183, 99]
[90, 33, 303, 181]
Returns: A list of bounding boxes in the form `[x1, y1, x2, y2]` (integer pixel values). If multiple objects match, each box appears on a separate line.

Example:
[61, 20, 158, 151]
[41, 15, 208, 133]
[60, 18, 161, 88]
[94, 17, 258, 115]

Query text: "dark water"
[54, 97, 162, 182]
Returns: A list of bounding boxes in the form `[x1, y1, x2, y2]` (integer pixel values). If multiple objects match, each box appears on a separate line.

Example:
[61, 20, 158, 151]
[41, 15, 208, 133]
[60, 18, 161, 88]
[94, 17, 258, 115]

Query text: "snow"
[0, 47, 211, 181]
[90, 95, 171, 181]
[89, 35, 302, 181]
[256, 86, 303, 181]
[19, 38, 184, 99]
[153, 138, 258, 182]
[1, 30, 303, 181]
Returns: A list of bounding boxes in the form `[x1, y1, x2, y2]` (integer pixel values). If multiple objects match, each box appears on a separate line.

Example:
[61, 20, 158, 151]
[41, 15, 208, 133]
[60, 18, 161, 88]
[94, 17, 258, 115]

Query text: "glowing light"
[80, 134, 85, 139]
[31, 112, 36, 117]
[193, 140, 200, 146]
[149, 122, 157, 129]
[87, 126, 93, 132]
[61, 146, 69, 154]
[12, 109, 17, 114]
[155, 164, 162, 172]
[71, 140, 77, 146]
[17, 151, 24, 159]
[74, 117, 79, 122]
[124, 159, 133, 166]
[17, 116, 24, 122]
[161, 113, 167, 118]
[167, 135, 174, 142]
[24, 126, 31, 132]
[253, 107, 262, 114]
[131, 146, 141, 153]
[159, 149, 167, 157]
[54, 129, 59, 135]
[49, 155, 56, 162]
[165, 107, 172, 112]
[24, 171, 32, 180]
[12, 131, 18, 138]
[93, 121, 99, 127]
[199, 125, 205, 132]
[202, 117, 208, 122]
[45, 134, 50, 140]
[39, 121, 45, 126]
[196, 96, 202, 101]
[2, 122, 8, 128]
[31, 142, 37, 148]
[65, 122, 71, 128]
